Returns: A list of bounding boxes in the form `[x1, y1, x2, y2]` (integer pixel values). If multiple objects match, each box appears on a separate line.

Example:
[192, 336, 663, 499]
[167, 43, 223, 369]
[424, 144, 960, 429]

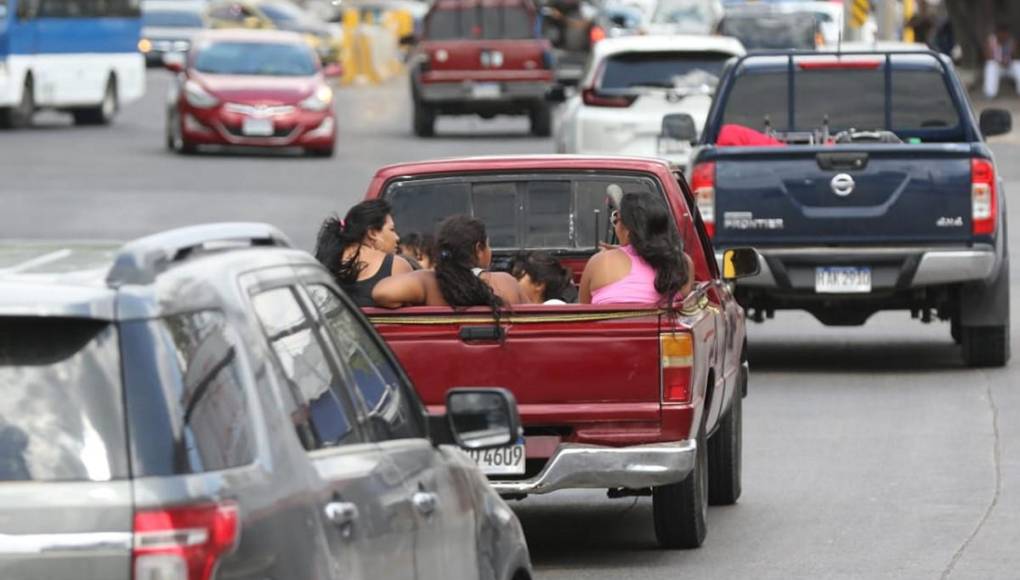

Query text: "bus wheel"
[73, 77, 118, 126]
[0, 76, 35, 129]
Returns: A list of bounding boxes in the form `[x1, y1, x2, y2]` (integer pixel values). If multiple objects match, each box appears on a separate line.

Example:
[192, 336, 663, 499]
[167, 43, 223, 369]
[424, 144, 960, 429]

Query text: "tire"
[72, 76, 117, 126]
[0, 76, 35, 129]
[652, 427, 707, 549]
[961, 325, 1010, 367]
[707, 370, 743, 506]
[529, 102, 552, 137]
[413, 98, 435, 137]
[167, 111, 196, 155]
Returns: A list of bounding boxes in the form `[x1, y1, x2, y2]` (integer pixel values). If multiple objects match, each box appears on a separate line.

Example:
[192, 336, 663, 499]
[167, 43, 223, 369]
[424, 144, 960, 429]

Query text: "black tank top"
[343, 254, 394, 307]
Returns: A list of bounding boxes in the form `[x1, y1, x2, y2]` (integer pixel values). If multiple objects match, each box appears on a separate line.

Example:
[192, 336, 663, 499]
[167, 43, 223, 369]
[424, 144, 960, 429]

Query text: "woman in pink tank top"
[579, 192, 691, 306]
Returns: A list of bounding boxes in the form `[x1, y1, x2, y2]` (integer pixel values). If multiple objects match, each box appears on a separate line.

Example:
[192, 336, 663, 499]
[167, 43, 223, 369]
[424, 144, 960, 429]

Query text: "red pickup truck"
[409, 0, 556, 137]
[363, 156, 758, 548]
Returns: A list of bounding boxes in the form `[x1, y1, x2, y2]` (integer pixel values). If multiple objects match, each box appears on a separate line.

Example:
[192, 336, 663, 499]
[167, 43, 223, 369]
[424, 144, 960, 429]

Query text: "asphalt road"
[2, 71, 1019, 580]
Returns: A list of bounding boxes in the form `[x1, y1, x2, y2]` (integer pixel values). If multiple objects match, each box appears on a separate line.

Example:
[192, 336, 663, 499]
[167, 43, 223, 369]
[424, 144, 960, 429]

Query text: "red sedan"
[164, 30, 337, 157]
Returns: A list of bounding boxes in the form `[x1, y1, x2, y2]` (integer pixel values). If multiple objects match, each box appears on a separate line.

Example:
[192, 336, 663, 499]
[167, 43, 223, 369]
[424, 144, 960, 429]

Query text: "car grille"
[223, 103, 296, 117]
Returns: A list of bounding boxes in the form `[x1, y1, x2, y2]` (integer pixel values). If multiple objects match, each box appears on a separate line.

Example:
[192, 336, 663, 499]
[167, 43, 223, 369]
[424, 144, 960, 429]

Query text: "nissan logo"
[831, 173, 855, 197]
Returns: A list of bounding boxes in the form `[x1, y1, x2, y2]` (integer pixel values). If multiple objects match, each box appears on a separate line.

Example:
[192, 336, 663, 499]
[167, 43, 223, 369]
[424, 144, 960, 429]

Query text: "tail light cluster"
[581, 88, 636, 108]
[133, 502, 240, 580]
[690, 162, 716, 238]
[971, 158, 997, 236]
[661, 333, 693, 403]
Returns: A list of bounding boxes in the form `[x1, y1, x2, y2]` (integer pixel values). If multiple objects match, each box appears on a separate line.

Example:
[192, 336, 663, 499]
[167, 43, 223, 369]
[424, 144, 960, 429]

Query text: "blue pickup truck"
[690, 50, 1013, 366]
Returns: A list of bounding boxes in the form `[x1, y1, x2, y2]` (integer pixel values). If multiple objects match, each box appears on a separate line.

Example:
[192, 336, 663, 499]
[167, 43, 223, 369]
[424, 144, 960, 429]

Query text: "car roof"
[591, 34, 746, 60]
[193, 28, 308, 44]
[372, 155, 674, 182]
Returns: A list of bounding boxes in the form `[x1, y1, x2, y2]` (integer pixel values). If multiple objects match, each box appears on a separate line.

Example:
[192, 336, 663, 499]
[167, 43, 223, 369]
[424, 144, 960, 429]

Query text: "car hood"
[192, 73, 319, 104]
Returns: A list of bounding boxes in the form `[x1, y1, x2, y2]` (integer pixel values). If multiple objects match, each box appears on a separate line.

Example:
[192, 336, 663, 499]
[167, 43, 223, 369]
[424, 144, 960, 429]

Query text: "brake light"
[589, 25, 606, 46]
[581, 88, 635, 108]
[690, 162, 716, 238]
[972, 158, 997, 235]
[133, 502, 240, 580]
[797, 61, 881, 70]
[661, 333, 693, 402]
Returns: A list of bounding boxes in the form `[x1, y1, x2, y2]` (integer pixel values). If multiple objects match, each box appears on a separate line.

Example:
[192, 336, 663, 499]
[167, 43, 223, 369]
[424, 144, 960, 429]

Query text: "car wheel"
[652, 426, 707, 549]
[529, 102, 552, 137]
[413, 98, 435, 137]
[707, 366, 743, 506]
[73, 76, 118, 126]
[960, 257, 1010, 367]
[0, 76, 35, 129]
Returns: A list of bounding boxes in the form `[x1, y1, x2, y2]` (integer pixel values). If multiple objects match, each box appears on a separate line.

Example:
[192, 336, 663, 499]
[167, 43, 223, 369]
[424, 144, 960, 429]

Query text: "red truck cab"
[362, 156, 758, 549]
[409, 0, 556, 137]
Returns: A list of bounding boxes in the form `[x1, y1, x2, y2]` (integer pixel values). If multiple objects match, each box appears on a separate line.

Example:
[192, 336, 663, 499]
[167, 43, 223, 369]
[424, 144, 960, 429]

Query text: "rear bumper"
[490, 440, 696, 495]
[419, 81, 550, 103]
[716, 245, 998, 291]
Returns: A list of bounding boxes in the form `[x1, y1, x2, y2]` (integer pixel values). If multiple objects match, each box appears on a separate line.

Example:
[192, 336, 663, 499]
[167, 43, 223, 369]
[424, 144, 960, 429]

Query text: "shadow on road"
[747, 338, 964, 373]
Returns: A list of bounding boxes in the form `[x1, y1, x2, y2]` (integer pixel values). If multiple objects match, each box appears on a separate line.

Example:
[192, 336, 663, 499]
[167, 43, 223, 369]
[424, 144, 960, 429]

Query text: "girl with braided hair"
[314, 199, 412, 307]
[372, 215, 527, 308]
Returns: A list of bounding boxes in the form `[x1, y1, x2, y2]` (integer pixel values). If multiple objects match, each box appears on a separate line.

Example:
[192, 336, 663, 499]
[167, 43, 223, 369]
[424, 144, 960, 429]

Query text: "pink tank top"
[590, 245, 664, 305]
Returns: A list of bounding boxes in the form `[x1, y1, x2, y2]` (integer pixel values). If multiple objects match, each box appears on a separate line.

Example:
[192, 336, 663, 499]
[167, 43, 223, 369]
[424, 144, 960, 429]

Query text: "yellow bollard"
[341, 9, 359, 84]
[903, 0, 916, 43]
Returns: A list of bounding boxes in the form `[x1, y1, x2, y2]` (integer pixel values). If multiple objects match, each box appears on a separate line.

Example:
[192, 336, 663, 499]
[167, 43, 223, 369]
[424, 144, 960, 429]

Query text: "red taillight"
[581, 88, 635, 108]
[589, 25, 606, 46]
[690, 162, 716, 238]
[797, 60, 881, 70]
[972, 158, 997, 236]
[661, 333, 693, 403]
[133, 502, 240, 580]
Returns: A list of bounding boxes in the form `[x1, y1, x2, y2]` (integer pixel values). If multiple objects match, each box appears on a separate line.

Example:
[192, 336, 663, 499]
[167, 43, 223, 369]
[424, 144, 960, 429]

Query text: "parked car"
[362, 155, 760, 549]
[164, 29, 338, 156]
[554, 34, 744, 169]
[409, 0, 557, 137]
[0, 223, 533, 580]
[691, 49, 1013, 366]
[141, 0, 208, 66]
[206, 0, 343, 65]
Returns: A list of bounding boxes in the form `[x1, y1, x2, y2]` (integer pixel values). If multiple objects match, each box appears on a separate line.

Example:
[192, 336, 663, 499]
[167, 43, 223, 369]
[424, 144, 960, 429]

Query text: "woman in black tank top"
[314, 200, 412, 307]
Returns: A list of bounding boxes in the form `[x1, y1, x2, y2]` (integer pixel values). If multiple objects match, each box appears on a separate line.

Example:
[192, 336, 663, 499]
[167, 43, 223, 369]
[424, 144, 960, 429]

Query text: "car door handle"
[412, 491, 438, 516]
[324, 501, 359, 528]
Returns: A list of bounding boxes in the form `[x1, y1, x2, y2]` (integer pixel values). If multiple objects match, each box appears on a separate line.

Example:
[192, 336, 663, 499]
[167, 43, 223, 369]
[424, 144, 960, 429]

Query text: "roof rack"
[106, 222, 293, 287]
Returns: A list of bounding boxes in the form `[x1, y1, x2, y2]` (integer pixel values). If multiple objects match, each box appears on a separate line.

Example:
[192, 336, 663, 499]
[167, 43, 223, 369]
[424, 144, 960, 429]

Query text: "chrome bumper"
[490, 441, 696, 496]
[420, 81, 549, 102]
[716, 245, 998, 289]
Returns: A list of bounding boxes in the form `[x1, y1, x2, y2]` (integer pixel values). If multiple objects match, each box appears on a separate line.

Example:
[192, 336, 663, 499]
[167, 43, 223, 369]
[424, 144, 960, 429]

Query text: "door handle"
[412, 491, 438, 516]
[324, 501, 359, 530]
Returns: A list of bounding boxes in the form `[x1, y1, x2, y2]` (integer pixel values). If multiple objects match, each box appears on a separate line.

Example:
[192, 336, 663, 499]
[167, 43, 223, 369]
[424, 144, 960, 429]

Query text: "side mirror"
[721, 248, 760, 280]
[162, 52, 186, 73]
[980, 108, 1012, 138]
[661, 113, 698, 143]
[546, 84, 567, 103]
[444, 388, 521, 450]
[323, 62, 343, 78]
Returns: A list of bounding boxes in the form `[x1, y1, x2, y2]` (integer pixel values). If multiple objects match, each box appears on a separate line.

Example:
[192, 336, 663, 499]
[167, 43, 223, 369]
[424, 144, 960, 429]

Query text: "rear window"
[0, 317, 128, 482]
[719, 57, 962, 140]
[718, 14, 817, 50]
[121, 310, 256, 477]
[385, 174, 661, 250]
[143, 9, 204, 27]
[426, 5, 533, 40]
[599, 51, 731, 91]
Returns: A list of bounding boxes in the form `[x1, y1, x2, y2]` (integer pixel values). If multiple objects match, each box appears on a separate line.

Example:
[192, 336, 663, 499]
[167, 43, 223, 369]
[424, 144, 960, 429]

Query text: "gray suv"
[0, 223, 532, 580]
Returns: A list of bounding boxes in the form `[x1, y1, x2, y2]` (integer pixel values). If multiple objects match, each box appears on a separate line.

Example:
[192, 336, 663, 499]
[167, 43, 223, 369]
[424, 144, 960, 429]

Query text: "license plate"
[242, 117, 274, 136]
[471, 83, 501, 99]
[466, 443, 525, 475]
[815, 266, 872, 293]
[658, 137, 691, 156]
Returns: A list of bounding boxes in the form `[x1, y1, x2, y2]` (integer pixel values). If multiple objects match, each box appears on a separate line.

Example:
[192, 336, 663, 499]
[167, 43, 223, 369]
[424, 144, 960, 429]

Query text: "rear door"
[0, 317, 132, 580]
[303, 278, 479, 580]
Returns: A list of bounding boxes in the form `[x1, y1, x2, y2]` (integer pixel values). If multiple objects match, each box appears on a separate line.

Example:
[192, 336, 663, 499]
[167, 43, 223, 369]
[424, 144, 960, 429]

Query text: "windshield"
[600, 51, 730, 91]
[719, 59, 963, 140]
[258, 2, 306, 23]
[650, 0, 713, 30]
[194, 41, 317, 76]
[427, 5, 533, 40]
[719, 13, 816, 50]
[0, 317, 128, 482]
[143, 9, 204, 27]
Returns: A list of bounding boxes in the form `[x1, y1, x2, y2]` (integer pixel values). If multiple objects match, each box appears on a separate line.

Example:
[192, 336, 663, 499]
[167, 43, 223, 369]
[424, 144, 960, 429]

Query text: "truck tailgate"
[709, 144, 975, 246]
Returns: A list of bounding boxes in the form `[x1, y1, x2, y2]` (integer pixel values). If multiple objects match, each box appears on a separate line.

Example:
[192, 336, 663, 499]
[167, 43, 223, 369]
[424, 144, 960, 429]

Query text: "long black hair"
[434, 215, 503, 311]
[618, 192, 687, 305]
[515, 251, 573, 302]
[314, 199, 392, 285]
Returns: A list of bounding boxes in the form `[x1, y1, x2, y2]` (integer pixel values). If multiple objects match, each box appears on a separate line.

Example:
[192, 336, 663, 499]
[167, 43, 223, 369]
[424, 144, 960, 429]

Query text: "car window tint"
[794, 68, 886, 132]
[0, 317, 128, 482]
[599, 51, 730, 91]
[890, 68, 959, 130]
[389, 180, 470, 241]
[194, 41, 316, 76]
[472, 182, 518, 248]
[121, 311, 256, 476]
[525, 181, 571, 247]
[720, 70, 789, 131]
[306, 285, 425, 441]
[252, 287, 361, 449]
[427, 5, 531, 40]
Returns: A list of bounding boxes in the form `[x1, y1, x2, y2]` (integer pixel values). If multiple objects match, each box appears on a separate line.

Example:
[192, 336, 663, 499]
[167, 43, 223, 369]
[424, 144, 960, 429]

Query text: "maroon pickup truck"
[363, 156, 758, 548]
[409, 0, 556, 137]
